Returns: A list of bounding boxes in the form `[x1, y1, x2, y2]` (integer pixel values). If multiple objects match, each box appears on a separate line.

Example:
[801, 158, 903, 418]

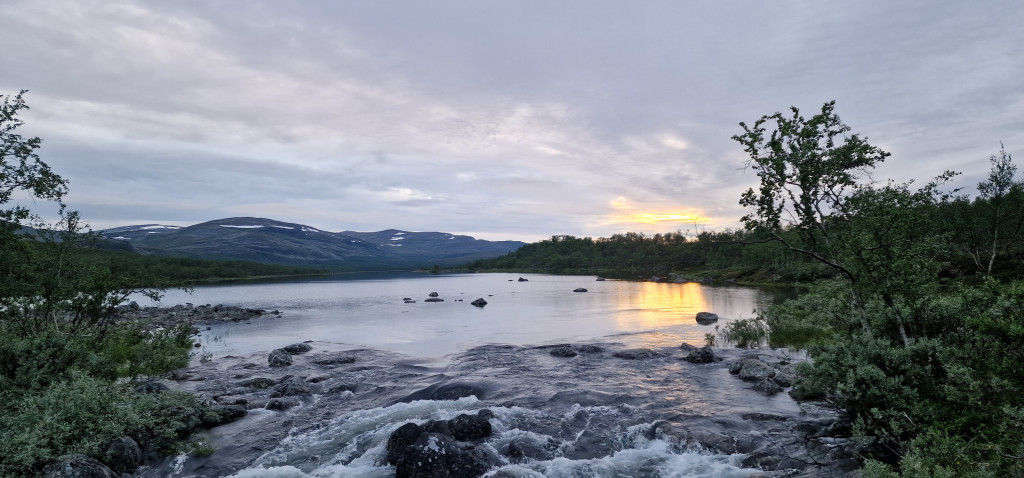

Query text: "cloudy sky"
[2, 1, 1022, 242]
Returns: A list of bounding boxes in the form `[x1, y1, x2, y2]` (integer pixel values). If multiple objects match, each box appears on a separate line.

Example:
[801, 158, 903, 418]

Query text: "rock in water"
[612, 348, 662, 360]
[517, 277, 529, 282]
[428, 291, 439, 297]
[684, 346, 718, 363]
[549, 346, 577, 358]
[471, 298, 487, 307]
[695, 312, 719, 324]
[573, 288, 588, 293]
[449, 413, 493, 441]
[738, 358, 776, 381]
[386, 420, 494, 478]
[40, 454, 118, 478]
[282, 343, 312, 354]
[268, 349, 292, 367]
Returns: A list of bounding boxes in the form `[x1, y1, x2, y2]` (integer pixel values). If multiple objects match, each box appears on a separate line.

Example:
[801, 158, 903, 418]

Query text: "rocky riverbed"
[126, 340, 860, 478]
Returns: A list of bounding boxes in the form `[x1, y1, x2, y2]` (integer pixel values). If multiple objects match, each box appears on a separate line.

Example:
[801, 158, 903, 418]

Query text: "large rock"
[738, 358, 776, 381]
[470, 298, 487, 307]
[684, 345, 718, 364]
[387, 426, 494, 478]
[752, 377, 784, 396]
[205, 405, 248, 426]
[281, 343, 312, 354]
[40, 454, 118, 478]
[270, 377, 312, 398]
[449, 412, 493, 441]
[268, 349, 293, 367]
[695, 312, 719, 325]
[612, 348, 662, 360]
[99, 437, 141, 473]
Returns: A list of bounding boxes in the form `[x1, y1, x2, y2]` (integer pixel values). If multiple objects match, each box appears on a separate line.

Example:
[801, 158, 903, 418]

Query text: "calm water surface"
[145, 273, 786, 361]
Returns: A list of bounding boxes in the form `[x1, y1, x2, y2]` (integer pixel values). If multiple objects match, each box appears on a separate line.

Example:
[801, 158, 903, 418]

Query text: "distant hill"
[98, 217, 524, 271]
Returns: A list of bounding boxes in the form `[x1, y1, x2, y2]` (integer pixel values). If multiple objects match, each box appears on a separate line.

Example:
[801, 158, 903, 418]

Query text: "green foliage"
[0, 373, 213, 477]
[0, 90, 210, 474]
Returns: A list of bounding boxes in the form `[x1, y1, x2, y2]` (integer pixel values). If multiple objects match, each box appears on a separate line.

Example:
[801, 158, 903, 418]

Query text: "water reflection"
[612, 281, 772, 347]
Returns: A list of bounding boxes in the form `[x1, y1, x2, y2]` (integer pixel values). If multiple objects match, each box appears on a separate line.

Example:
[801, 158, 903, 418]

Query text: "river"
[136, 274, 852, 478]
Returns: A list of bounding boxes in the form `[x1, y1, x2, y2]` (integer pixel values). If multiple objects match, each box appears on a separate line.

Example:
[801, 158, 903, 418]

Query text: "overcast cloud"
[2, 1, 1022, 241]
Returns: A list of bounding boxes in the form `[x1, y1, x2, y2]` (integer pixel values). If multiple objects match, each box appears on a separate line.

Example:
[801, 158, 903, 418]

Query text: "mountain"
[98, 217, 524, 271]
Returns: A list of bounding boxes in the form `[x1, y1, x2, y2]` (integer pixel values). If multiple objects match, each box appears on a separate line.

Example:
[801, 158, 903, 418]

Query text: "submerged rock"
[471, 298, 487, 307]
[424, 297, 445, 302]
[549, 346, 577, 358]
[573, 288, 588, 293]
[518, 277, 529, 282]
[265, 397, 300, 411]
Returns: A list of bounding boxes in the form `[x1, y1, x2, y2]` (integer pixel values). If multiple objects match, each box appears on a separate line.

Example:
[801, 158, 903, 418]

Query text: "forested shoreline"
[474, 103, 1024, 476]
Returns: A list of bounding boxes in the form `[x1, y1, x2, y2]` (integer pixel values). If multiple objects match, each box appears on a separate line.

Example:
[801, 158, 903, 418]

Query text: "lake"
[144, 272, 787, 361]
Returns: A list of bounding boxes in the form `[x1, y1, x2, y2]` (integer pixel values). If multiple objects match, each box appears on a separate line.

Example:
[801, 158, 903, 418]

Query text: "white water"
[137, 274, 808, 478]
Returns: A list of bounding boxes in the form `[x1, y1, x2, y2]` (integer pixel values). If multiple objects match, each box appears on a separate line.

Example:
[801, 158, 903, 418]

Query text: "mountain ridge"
[99, 217, 524, 271]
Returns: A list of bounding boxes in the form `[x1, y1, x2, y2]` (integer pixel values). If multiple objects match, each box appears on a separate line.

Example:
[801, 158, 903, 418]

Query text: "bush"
[0, 373, 213, 477]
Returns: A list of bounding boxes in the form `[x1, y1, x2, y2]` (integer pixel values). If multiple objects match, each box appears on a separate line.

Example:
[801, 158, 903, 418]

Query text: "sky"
[2, 1, 1022, 242]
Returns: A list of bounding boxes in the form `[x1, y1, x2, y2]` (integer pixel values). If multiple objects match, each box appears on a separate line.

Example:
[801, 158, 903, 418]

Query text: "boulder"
[573, 288, 588, 293]
[429, 292, 439, 297]
[387, 430, 493, 478]
[282, 343, 312, 354]
[449, 412, 493, 441]
[40, 454, 118, 478]
[270, 377, 311, 398]
[517, 277, 529, 282]
[471, 298, 487, 307]
[738, 359, 776, 381]
[205, 405, 248, 426]
[679, 343, 698, 353]
[239, 377, 276, 389]
[612, 348, 662, 360]
[424, 298, 445, 302]
[99, 437, 141, 473]
[684, 345, 718, 364]
[265, 397, 300, 411]
[695, 312, 719, 325]
[752, 377, 783, 396]
[268, 349, 292, 367]
[576, 344, 603, 354]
